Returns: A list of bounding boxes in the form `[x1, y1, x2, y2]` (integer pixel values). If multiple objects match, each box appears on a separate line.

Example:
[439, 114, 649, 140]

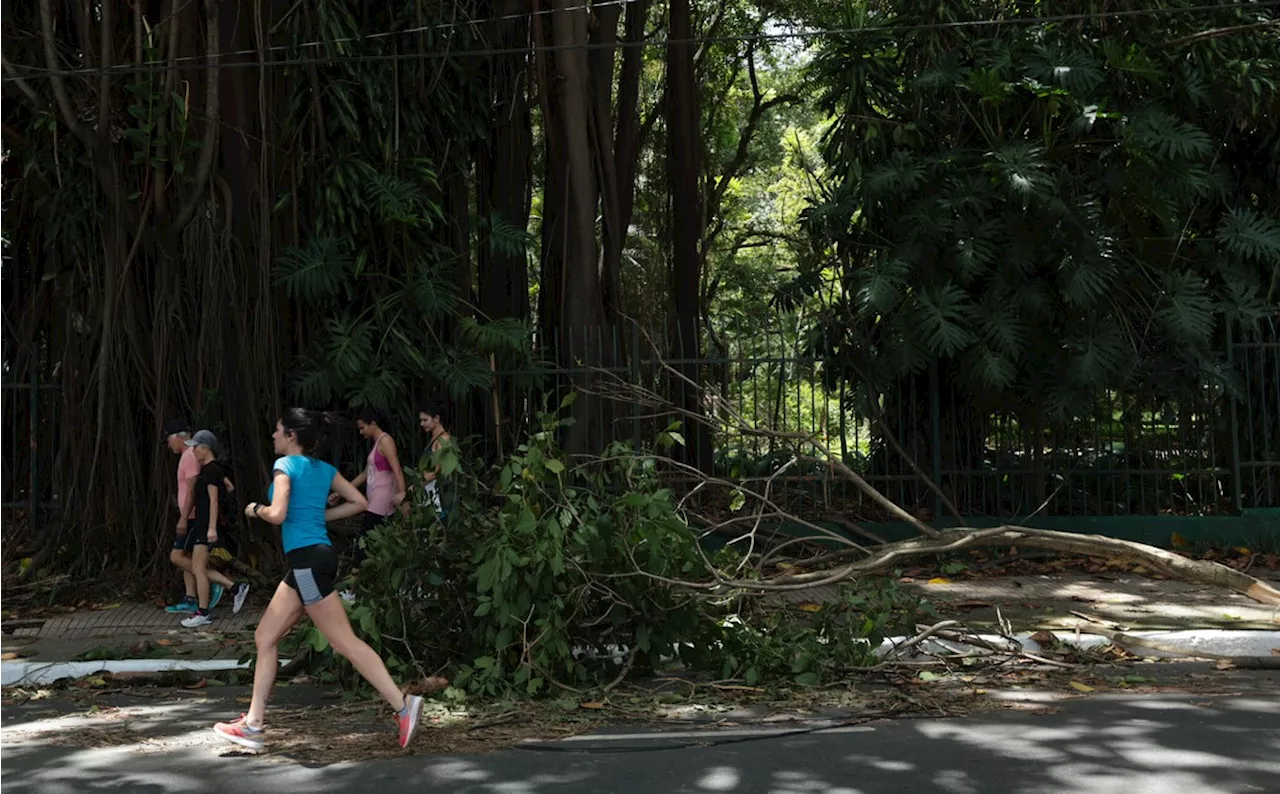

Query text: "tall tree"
[666, 0, 713, 471]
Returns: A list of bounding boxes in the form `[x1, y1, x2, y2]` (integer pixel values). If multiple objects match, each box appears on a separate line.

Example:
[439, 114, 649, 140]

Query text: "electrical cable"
[4, 1, 1276, 83]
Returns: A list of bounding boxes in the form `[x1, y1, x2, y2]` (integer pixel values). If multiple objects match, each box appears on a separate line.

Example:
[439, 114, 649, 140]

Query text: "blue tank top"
[268, 455, 337, 553]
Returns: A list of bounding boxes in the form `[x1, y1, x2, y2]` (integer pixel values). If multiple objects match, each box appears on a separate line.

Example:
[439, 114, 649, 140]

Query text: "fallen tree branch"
[741, 525, 1280, 606]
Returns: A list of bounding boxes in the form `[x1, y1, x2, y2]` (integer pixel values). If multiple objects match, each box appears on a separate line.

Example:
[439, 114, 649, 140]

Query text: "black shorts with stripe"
[283, 543, 338, 606]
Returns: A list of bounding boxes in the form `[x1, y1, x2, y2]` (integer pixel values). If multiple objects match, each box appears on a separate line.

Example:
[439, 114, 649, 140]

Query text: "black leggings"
[350, 511, 389, 570]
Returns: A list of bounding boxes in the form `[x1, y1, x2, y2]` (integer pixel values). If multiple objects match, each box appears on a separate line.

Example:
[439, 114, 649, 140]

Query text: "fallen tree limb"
[748, 525, 1280, 607]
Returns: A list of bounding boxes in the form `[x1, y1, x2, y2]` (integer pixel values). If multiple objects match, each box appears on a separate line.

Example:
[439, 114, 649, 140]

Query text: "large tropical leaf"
[275, 237, 354, 303]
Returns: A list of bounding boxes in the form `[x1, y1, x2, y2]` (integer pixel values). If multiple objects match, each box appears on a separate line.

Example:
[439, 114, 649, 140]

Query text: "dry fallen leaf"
[155, 639, 177, 647]
[1068, 681, 1095, 693]
[1214, 660, 1236, 670]
[94, 603, 122, 611]
[926, 577, 951, 585]
[796, 602, 822, 613]
[0, 652, 21, 661]
[579, 702, 604, 710]
[1233, 547, 1251, 556]
[236, 697, 252, 704]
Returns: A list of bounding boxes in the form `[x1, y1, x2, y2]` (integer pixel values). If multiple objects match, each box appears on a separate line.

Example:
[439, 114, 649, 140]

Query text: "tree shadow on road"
[3, 682, 1279, 793]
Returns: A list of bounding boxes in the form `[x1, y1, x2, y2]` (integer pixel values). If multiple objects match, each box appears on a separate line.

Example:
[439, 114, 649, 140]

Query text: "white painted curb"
[0, 658, 276, 687]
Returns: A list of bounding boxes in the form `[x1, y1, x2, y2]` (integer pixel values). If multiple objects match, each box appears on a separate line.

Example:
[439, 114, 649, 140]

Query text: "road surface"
[4, 677, 1279, 794]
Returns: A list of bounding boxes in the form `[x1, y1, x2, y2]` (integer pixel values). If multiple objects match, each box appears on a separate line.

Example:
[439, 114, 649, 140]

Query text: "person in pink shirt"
[162, 419, 235, 614]
[346, 409, 407, 570]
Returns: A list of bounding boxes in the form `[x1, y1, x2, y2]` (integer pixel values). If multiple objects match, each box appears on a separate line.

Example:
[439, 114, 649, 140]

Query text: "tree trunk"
[478, 0, 533, 324]
[666, 0, 713, 473]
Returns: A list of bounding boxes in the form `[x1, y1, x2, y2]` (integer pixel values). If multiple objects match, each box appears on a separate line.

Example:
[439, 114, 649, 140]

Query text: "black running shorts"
[283, 544, 338, 606]
[181, 523, 220, 553]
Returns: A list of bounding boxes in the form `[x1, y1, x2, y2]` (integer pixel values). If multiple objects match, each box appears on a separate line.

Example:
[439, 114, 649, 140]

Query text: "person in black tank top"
[178, 431, 250, 627]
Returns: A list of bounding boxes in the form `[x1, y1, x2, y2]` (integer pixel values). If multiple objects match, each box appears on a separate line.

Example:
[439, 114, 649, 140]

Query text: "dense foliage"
[804, 0, 1280, 417]
[299, 405, 929, 694]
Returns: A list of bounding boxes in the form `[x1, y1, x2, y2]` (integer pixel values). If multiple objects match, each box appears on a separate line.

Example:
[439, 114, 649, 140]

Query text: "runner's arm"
[326, 472, 368, 522]
[380, 435, 408, 504]
[246, 471, 290, 525]
[207, 483, 219, 542]
[177, 476, 196, 529]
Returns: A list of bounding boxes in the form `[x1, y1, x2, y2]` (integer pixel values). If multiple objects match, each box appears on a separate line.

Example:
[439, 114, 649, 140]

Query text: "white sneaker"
[181, 612, 213, 628]
[339, 589, 356, 603]
[232, 583, 251, 614]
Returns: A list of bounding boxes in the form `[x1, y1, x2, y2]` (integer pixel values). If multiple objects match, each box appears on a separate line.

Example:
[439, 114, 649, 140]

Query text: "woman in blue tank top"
[211, 408, 424, 752]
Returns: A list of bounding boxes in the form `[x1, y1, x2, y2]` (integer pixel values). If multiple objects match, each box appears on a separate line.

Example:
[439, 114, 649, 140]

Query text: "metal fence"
[5, 320, 1278, 529]
[1, 360, 61, 533]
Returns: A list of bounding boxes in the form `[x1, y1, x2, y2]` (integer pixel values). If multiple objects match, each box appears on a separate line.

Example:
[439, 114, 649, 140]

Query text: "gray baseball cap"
[183, 430, 218, 449]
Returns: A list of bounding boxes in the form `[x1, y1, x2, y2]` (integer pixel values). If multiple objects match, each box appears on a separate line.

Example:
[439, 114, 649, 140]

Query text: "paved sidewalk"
[909, 570, 1280, 630]
[783, 570, 1280, 630]
[5, 570, 1276, 666]
[2, 602, 262, 664]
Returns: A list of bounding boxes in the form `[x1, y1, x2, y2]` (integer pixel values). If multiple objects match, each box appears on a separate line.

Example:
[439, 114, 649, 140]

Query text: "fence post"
[929, 359, 943, 524]
[630, 323, 641, 448]
[1227, 324, 1243, 514]
[29, 356, 39, 534]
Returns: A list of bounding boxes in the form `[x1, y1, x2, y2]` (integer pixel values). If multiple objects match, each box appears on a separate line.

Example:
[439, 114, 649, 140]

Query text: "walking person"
[163, 419, 236, 614]
[213, 408, 424, 752]
[417, 399, 453, 520]
[162, 419, 227, 613]
[348, 409, 407, 567]
[179, 431, 251, 628]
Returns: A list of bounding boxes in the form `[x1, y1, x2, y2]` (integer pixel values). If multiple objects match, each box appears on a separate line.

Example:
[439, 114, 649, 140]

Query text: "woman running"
[348, 408, 407, 566]
[213, 408, 423, 751]
[417, 399, 453, 519]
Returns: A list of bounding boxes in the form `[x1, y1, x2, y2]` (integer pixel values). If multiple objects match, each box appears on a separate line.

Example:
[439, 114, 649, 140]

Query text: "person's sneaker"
[181, 611, 212, 628]
[165, 597, 197, 614]
[232, 583, 251, 614]
[208, 583, 225, 610]
[396, 694, 424, 749]
[213, 714, 265, 751]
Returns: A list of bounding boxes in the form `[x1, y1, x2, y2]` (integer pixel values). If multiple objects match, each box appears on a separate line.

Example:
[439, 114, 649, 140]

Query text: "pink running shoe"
[396, 695, 424, 749]
[213, 714, 265, 751]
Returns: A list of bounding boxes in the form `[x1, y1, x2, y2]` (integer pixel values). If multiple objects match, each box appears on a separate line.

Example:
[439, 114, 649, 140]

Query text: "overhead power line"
[3, 1, 1277, 83]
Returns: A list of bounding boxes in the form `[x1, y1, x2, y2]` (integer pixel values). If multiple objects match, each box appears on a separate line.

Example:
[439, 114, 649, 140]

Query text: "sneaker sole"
[399, 695, 424, 748]
[213, 726, 264, 752]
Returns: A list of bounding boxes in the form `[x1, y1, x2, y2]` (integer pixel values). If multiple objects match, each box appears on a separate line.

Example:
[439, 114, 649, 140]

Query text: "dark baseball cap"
[161, 419, 190, 441]
[183, 430, 218, 449]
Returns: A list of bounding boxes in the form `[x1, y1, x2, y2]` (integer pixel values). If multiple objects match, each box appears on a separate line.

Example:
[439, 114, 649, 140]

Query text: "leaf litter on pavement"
[6, 646, 1265, 765]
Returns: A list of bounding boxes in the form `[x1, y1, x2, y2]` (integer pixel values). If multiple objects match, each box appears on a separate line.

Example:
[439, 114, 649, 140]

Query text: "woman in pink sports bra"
[347, 409, 407, 569]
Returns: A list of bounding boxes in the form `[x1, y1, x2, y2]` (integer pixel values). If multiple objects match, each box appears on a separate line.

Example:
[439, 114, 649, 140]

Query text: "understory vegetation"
[299, 405, 930, 696]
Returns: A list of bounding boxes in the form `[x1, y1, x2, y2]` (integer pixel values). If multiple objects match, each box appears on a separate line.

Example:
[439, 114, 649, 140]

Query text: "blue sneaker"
[165, 598, 197, 614]
[208, 583, 225, 610]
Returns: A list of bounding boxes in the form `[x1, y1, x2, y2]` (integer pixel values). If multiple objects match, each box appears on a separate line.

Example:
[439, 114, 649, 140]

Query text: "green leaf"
[793, 671, 821, 686]
[274, 237, 354, 303]
[545, 459, 565, 474]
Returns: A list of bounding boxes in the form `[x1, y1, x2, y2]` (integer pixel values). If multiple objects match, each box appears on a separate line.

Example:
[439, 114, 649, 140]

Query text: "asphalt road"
[4, 684, 1279, 793]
